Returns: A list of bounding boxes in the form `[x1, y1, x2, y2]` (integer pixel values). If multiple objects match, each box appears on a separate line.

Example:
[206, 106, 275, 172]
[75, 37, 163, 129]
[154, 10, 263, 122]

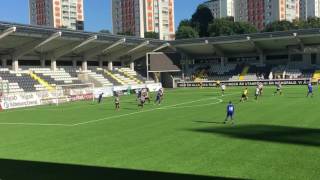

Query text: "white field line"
[0, 93, 236, 127]
[71, 94, 236, 127]
[0, 122, 72, 127]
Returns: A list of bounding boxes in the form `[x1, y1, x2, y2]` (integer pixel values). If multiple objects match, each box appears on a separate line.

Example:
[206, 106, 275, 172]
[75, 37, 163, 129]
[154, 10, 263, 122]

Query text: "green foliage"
[208, 18, 258, 37]
[264, 18, 320, 32]
[208, 18, 235, 36]
[144, 32, 159, 39]
[264, 20, 295, 32]
[190, 4, 213, 37]
[175, 26, 199, 39]
[233, 21, 258, 34]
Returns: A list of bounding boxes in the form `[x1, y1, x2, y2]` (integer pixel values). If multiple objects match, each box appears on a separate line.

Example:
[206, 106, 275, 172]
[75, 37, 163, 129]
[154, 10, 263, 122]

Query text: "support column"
[1, 58, 7, 68]
[51, 59, 57, 71]
[12, 58, 19, 71]
[108, 61, 113, 71]
[40, 58, 46, 68]
[317, 53, 320, 65]
[130, 61, 134, 71]
[99, 60, 103, 68]
[220, 57, 226, 66]
[72, 60, 77, 68]
[82, 60, 88, 72]
[259, 54, 265, 65]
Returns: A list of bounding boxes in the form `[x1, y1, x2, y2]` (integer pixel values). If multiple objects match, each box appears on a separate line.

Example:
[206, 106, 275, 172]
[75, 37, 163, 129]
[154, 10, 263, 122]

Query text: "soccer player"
[258, 82, 264, 96]
[240, 87, 248, 102]
[155, 89, 163, 105]
[224, 101, 235, 125]
[138, 94, 146, 108]
[221, 83, 226, 96]
[136, 89, 142, 101]
[307, 83, 313, 97]
[98, 93, 104, 104]
[115, 95, 120, 110]
[144, 89, 151, 103]
[274, 82, 282, 96]
[255, 86, 260, 100]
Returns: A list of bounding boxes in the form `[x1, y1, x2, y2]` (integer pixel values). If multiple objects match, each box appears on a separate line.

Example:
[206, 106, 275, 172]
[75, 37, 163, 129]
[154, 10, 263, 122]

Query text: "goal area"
[54, 83, 95, 105]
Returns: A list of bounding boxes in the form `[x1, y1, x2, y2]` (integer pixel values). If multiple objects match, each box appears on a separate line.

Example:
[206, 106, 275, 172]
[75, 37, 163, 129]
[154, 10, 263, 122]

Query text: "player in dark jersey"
[98, 93, 104, 104]
[138, 95, 146, 108]
[307, 83, 313, 97]
[115, 95, 120, 110]
[224, 101, 235, 124]
[274, 82, 282, 95]
[155, 89, 163, 105]
[136, 89, 142, 101]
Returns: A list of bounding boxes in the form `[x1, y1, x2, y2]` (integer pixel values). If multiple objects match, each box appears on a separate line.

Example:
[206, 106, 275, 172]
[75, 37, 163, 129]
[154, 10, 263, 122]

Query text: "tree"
[207, 18, 235, 37]
[177, 19, 192, 29]
[99, 29, 111, 34]
[304, 17, 320, 28]
[264, 20, 295, 32]
[190, 4, 213, 37]
[144, 32, 159, 39]
[233, 22, 258, 34]
[175, 26, 199, 39]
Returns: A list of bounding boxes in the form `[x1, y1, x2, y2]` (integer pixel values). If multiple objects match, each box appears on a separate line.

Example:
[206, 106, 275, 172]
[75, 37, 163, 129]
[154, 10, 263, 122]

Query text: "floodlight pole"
[146, 52, 149, 81]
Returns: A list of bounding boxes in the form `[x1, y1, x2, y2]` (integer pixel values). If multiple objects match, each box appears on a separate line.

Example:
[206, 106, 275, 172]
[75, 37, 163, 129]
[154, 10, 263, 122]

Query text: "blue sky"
[0, 0, 206, 32]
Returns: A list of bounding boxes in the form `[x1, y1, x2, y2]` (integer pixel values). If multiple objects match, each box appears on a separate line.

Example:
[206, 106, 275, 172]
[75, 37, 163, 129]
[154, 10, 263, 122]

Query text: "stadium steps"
[312, 70, 320, 81]
[28, 71, 54, 91]
[116, 69, 143, 84]
[105, 71, 125, 85]
[239, 66, 250, 80]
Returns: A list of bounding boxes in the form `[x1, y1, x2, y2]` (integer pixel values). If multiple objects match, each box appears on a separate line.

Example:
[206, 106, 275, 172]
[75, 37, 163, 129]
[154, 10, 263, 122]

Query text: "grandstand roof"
[171, 29, 320, 58]
[0, 21, 165, 61]
[2, 21, 320, 61]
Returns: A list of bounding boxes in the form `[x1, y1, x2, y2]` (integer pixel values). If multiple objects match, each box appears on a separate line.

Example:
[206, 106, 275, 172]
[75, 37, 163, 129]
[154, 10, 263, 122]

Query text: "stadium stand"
[0, 68, 39, 92]
[183, 63, 320, 82]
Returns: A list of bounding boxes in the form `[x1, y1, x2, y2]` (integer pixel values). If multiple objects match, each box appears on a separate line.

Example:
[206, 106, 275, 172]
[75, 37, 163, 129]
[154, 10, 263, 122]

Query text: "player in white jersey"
[274, 82, 282, 95]
[255, 87, 260, 100]
[258, 83, 264, 96]
[221, 84, 226, 96]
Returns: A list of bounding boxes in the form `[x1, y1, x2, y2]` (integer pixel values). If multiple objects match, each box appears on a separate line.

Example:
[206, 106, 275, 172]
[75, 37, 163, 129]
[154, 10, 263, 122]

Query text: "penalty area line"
[0, 122, 73, 127]
[0, 93, 236, 127]
[72, 93, 236, 127]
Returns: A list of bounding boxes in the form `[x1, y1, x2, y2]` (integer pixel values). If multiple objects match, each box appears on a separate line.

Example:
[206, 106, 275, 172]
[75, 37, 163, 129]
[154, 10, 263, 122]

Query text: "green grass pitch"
[0, 86, 319, 179]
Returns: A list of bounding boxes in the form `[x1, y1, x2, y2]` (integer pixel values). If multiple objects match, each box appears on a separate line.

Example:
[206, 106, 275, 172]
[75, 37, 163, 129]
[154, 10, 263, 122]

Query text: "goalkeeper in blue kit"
[224, 101, 235, 125]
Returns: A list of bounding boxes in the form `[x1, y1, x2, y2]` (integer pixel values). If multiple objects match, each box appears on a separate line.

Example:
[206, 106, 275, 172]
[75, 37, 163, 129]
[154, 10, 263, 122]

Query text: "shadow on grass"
[193, 120, 225, 125]
[190, 124, 320, 147]
[0, 158, 246, 180]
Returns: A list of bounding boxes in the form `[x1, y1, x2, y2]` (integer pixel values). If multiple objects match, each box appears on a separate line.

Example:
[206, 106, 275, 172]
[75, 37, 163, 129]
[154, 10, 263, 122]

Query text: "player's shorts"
[241, 94, 246, 98]
[277, 88, 281, 91]
[227, 112, 234, 117]
[308, 90, 313, 93]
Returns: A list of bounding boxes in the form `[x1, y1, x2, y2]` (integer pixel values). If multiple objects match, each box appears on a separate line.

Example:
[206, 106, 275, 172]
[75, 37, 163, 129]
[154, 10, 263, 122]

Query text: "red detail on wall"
[35, 0, 47, 25]
[247, 0, 265, 30]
